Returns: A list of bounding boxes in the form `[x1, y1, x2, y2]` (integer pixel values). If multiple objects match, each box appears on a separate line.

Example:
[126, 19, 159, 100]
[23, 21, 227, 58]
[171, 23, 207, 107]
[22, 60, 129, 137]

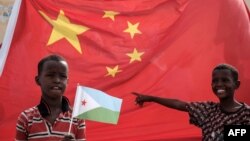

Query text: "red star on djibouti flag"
[81, 99, 87, 106]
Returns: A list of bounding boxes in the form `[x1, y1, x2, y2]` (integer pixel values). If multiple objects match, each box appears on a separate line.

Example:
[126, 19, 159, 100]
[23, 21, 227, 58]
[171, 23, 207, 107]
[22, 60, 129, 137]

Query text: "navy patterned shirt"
[186, 102, 250, 141]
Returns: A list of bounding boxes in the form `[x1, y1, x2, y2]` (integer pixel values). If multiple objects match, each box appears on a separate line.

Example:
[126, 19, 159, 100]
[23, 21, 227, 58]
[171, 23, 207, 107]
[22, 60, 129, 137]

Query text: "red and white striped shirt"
[15, 97, 86, 141]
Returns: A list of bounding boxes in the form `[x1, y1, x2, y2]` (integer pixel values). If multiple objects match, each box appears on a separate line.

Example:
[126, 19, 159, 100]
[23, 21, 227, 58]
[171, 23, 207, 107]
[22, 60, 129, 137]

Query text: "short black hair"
[213, 63, 239, 82]
[37, 54, 67, 75]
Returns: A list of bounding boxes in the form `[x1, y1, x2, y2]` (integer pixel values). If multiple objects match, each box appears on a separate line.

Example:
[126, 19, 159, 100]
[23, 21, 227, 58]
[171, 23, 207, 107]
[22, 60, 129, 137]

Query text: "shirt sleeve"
[75, 119, 86, 140]
[186, 101, 214, 128]
[15, 112, 28, 141]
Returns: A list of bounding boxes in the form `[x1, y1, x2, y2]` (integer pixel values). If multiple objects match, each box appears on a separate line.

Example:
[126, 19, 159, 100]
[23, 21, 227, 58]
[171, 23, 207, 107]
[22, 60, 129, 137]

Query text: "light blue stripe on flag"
[81, 86, 122, 112]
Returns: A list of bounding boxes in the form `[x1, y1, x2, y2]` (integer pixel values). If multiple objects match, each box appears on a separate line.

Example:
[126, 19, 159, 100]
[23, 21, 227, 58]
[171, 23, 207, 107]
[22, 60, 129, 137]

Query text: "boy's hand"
[62, 134, 75, 141]
[132, 92, 152, 107]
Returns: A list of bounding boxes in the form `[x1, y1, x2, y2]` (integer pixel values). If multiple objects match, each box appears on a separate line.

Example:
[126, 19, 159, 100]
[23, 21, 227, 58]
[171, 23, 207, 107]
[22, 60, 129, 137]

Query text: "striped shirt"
[15, 97, 86, 141]
[186, 102, 250, 141]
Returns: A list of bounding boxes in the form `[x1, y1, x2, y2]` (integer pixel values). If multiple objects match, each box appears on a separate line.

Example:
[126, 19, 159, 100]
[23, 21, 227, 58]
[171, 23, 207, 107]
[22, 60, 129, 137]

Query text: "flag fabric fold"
[0, 0, 21, 76]
[72, 85, 122, 124]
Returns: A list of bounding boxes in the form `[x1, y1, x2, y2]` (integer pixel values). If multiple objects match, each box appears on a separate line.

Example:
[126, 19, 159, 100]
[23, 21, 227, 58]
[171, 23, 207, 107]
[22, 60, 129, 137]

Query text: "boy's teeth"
[217, 89, 225, 93]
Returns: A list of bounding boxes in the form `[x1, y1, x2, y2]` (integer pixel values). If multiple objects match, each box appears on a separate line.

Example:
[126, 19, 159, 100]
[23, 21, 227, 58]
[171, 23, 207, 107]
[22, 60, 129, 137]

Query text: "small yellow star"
[102, 10, 120, 21]
[106, 65, 122, 77]
[123, 21, 142, 39]
[39, 10, 89, 54]
[126, 48, 144, 63]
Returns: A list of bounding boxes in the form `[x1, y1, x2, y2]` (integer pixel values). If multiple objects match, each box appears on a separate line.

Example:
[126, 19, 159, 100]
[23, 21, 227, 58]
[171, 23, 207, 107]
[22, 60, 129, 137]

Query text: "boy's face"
[211, 69, 240, 100]
[36, 60, 68, 100]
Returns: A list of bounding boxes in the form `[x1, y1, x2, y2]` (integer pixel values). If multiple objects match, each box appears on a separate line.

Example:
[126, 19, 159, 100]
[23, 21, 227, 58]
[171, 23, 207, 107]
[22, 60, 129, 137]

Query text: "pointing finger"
[131, 92, 140, 96]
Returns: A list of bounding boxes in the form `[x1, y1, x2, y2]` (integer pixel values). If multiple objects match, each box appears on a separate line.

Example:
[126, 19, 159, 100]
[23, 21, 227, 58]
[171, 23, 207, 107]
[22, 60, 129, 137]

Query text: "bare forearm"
[149, 96, 188, 112]
[133, 92, 189, 112]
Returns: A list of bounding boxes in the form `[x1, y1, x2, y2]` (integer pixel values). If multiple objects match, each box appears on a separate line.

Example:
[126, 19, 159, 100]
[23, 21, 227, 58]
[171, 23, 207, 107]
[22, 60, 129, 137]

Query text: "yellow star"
[106, 65, 122, 77]
[126, 48, 144, 63]
[39, 10, 89, 54]
[102, 10, 120, 21]
[123, 21, 141, 39]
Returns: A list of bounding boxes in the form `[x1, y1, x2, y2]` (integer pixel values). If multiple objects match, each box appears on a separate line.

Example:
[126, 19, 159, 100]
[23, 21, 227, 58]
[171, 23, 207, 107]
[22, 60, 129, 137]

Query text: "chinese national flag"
[0, 0, 250, 140]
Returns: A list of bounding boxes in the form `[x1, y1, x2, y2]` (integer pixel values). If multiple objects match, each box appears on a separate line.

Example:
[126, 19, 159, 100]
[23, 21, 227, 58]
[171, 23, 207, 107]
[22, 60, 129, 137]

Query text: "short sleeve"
[186, 101, 216, 127]
[15, 112, 28, 140]
[75, 119, 86, 140]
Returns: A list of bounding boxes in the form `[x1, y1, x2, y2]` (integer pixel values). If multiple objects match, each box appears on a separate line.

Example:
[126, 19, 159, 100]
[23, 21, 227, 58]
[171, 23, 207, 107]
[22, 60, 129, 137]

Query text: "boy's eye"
[212, 79, 218, 83]
[46, 73, 54, 77]
[45, 73, 67, 79]
[60, 74, 67, 78]
[222, 78, 229, 82]
[212, 78, 231, 84]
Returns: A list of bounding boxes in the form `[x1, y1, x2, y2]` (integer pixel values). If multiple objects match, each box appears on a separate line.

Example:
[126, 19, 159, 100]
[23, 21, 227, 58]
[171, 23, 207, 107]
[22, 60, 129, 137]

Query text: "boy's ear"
[235, 80, 240, 89]
[35, 76, 40, 85]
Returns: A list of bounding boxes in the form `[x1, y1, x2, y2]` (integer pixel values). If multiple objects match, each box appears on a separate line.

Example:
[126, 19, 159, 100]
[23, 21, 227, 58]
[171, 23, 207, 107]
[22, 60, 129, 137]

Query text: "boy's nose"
[53, 76, 61, 82]
[216, 80, 224, 86]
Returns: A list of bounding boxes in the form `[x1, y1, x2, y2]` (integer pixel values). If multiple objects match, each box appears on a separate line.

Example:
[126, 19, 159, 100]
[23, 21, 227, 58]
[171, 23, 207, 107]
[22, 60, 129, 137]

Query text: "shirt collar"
[37, 96, 71, 117]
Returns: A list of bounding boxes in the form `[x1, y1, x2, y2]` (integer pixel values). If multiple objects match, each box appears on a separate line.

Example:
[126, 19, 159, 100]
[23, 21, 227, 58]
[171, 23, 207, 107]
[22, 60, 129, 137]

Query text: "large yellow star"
[123, 21, 142, 39]
[106, 65, 122, 77]
[126, 48, 144, 63]
[102, 10, 120, 21]
[39, 10, 89, 54]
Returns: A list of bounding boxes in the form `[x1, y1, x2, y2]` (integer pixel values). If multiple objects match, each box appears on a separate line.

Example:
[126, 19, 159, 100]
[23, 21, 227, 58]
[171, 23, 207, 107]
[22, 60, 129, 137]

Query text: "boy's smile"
[50, 86, 63, 94]
[216, 89, 226, 97]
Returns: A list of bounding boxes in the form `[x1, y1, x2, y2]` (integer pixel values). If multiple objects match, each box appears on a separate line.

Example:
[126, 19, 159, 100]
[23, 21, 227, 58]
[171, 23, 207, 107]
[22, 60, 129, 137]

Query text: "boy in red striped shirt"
[15, 54, 86, 141]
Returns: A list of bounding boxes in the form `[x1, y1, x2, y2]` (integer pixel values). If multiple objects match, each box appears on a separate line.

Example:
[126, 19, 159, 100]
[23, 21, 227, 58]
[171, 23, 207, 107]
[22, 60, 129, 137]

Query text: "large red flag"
[0, 0, 250, 140]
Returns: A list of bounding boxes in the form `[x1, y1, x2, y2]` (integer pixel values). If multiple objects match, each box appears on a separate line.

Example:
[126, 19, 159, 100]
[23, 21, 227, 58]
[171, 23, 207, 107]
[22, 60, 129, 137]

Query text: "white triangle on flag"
[78, 91, 100, 113]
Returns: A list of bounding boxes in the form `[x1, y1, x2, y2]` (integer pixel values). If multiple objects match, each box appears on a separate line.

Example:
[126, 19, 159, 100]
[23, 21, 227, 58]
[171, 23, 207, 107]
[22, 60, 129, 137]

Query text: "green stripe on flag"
[77, 107, 120, 124]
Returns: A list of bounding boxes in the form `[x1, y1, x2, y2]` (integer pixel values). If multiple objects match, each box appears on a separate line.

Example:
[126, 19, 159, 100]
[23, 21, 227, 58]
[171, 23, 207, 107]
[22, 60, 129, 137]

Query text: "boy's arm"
[15, 112, 28, 141]
[132, 92, 188, 112]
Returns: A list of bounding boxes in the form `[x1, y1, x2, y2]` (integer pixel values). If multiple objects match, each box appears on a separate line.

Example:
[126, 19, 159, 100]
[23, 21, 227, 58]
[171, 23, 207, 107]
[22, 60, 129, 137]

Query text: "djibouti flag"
[72, 85, 123, 124]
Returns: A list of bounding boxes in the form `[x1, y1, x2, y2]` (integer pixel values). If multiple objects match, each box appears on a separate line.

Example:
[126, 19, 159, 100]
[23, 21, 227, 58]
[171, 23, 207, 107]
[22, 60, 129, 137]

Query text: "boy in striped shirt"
[15, 54, 86, 141]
